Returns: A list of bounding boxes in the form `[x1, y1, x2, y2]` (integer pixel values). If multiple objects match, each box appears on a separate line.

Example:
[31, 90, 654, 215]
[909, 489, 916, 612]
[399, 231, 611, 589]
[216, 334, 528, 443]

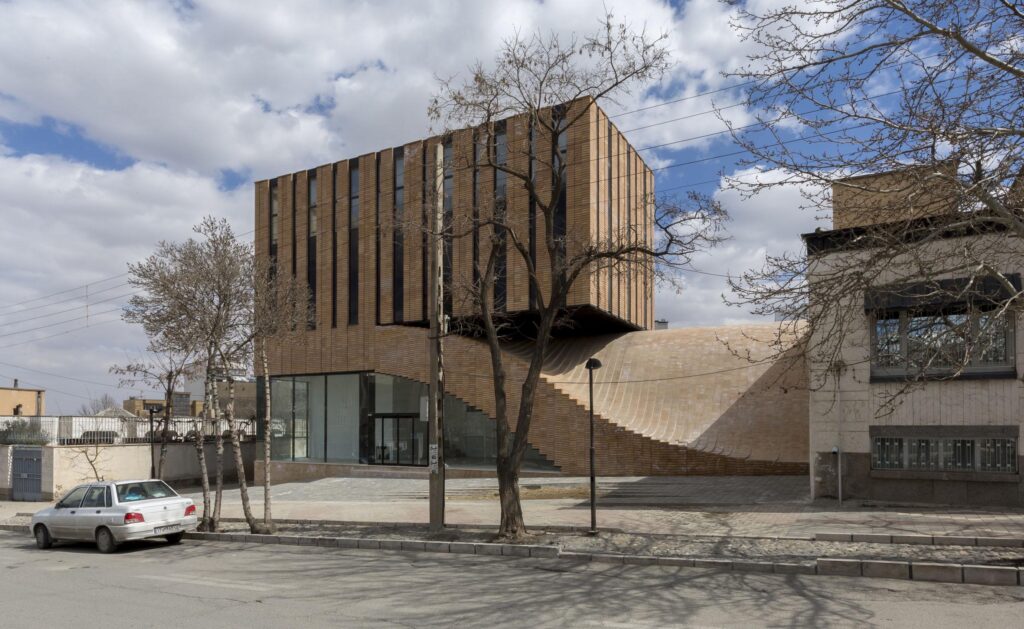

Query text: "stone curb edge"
[182, 531, 1023, 587]
[814, 532, 1024, 548]
[209, 518, 623, 534]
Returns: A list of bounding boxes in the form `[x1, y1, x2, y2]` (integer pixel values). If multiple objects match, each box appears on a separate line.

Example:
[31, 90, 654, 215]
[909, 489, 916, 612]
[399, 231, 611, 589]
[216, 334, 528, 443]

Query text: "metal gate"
[11, 447, 43, 501]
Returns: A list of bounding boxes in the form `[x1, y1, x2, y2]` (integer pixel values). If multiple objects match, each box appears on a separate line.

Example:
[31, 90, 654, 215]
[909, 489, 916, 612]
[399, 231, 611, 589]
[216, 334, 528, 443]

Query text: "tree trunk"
[212, 369, 224, 530]
[158, 377, 172, 479]
[260, 340, 274, 532]
[193, 374, 213, 531]
[225, 378, 259, 532]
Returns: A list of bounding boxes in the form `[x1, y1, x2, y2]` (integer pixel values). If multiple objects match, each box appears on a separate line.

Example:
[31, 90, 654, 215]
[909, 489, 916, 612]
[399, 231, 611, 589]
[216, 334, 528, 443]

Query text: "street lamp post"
[148, 408, 156, 479]
[585, 357, 602, 536]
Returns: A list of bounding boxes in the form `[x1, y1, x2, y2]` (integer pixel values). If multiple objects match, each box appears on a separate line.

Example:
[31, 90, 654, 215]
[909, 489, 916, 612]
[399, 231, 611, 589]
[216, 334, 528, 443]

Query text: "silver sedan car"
[31, 479, 198, 553]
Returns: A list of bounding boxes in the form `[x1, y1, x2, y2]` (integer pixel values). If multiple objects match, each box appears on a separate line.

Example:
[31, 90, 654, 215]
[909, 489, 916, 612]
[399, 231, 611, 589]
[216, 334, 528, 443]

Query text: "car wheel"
[95, 527, 118, 554]
[165, 532, 184, 545]
[34, 525, 53, 550]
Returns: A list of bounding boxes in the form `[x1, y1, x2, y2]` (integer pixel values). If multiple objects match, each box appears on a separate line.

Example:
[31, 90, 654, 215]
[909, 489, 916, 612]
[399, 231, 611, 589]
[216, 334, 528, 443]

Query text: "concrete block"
[279, 535, 302, 546]
[558, 551, 593, 562]
[732, 560, 774, 573]
[591, 554, 625, 565]
[912, 562, 963, 583]
[357, 539, 381, 550]
[335, 537, 360, 549]
[473, 543, 503, 556]
[891, 534, 933, 545]
[817, 558, 861, 577]
[693, 558, 732, 570]
[963, 565, 1019, 586]
[421, 541, 450, 553]
[448, 542, 476, 554]
[933, 536, 975, 547]
[815, 532, 852, 542]
[861, 560, 910, 580]
[851, 534, 891, 544]
[400, 541, 426, 552]
[529, 546, 560, 559]
[656, 557, 694, 567]
[501, 545, 532, 557]
[297, 536, 316, 546]
[313, 537, 334, 547]
[622, 555, 659, 566]
[773, 563, 816, 575]
[378, 539, 403, 551]
[974, 537, 1023, 548]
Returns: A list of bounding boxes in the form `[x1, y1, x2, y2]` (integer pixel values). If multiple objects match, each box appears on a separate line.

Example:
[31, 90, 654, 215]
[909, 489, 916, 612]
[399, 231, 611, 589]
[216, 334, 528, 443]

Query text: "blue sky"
[0, 0, 822, 412]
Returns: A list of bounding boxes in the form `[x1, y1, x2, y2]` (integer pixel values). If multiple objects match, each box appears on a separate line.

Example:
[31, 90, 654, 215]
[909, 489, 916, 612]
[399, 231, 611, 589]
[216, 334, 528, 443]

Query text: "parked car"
[31, 480, 198, 553]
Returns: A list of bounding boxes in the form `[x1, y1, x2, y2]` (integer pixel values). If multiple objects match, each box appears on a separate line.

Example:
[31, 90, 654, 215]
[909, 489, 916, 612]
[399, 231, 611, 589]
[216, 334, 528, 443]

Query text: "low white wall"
[0, 445, 10, 498]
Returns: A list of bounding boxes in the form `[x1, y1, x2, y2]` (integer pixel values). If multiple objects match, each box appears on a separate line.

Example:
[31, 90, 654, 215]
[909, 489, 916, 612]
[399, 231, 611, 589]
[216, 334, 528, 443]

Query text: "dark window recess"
[626, 150, 631, 320]
[375, 153, 381, 325]
[393, 148, 405, 322]
[528, 120, 536, 310]
[442, 140, 453, 316]
[291, 175, 297, 277]
[307, 171, 317, 329]
[331, 164, 338, 328]
[269, 180, 279, 262]
[493, 123, 508, 312]
[606, 119, 613, 311]
[421, 144, 428, 321]
[553, 113, 568, 260]
[472, 133, 480, 286]
[348, 163, 360, 325]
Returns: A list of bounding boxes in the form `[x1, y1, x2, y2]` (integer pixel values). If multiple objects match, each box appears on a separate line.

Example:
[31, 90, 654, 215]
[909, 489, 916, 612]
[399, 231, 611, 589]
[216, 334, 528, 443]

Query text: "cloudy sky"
[0, 0, 824, 413]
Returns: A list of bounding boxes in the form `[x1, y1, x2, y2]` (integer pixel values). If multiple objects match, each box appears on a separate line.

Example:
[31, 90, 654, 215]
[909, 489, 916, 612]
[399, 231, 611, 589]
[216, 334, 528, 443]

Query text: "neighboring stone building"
[256, 99, 809, 479]
[0, 381, 44, 416]
[805, 169, 1023, 506]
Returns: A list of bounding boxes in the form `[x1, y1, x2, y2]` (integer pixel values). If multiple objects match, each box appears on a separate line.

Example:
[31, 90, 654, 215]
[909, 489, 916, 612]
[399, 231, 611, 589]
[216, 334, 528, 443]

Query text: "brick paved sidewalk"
[183, 476, 1024, 540]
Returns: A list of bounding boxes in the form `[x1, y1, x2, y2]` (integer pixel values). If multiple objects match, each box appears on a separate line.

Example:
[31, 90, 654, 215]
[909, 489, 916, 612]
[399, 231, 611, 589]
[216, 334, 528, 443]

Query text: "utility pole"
[428, 142, 446, 531]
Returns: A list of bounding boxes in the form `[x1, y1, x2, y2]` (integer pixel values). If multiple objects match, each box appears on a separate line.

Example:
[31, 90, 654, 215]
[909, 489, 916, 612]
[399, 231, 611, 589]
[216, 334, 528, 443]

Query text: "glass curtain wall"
[269, 372, 555, 470]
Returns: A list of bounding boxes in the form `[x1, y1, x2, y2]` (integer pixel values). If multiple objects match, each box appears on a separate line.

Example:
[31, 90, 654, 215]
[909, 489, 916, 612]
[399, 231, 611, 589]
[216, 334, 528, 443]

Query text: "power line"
[0, 273, 129, 313]
[0, 291, 135, 329]
[0, 359, 120, 389]
[0, 317, 122, 351]
[0, 281, 132, 317]
[0, 307, 123, 340]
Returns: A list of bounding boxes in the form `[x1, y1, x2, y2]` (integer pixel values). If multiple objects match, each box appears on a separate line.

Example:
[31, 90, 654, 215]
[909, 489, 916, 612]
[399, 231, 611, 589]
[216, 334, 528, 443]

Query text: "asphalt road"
[1, 533, 1022, 628]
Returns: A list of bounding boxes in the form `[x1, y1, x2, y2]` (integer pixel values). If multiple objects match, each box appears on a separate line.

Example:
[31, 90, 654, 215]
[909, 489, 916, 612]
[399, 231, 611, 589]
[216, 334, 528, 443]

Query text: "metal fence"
[0, 415, 258, 446]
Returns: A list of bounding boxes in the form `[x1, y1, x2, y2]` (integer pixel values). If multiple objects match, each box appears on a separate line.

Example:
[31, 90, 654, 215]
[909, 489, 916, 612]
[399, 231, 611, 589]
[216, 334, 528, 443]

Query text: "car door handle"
[95, 510, 101, 514]
[69, 511, 76, 514]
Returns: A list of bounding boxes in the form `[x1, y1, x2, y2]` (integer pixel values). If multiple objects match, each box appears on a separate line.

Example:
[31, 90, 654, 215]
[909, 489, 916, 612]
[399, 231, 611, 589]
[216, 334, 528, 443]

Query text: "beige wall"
[831, 162, 959, 230]
[0, 388, 44, 416]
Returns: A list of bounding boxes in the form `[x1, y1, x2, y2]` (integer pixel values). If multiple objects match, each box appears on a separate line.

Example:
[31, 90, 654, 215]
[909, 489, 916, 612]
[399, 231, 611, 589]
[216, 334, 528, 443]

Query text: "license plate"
[154, 525, 181, 534]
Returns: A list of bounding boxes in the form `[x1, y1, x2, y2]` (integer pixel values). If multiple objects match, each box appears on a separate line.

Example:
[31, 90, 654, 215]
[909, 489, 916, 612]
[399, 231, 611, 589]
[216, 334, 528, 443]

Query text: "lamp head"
[585, 358, 602, 370]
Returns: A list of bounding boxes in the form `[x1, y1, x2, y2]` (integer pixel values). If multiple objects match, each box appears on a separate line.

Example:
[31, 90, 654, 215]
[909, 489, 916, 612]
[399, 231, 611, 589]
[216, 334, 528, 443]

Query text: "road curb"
[814, 532, 1024, 548]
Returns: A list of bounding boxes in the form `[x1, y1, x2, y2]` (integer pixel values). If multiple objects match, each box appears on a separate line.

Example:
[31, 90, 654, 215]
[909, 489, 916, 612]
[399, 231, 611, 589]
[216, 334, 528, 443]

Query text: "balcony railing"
[0, 416, 257, 446]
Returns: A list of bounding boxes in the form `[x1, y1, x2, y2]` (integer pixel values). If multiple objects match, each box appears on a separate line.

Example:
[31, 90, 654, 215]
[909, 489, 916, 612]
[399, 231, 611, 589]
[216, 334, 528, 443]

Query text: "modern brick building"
[806, 168, 1024, 505]
[255, 99, 809, 480]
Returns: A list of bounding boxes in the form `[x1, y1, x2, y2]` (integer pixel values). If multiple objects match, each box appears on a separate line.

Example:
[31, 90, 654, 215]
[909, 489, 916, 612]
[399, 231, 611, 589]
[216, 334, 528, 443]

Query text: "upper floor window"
[269, 180, 280, 248]
[871, 307, 1015, 379]
[308, 171, 318, 237]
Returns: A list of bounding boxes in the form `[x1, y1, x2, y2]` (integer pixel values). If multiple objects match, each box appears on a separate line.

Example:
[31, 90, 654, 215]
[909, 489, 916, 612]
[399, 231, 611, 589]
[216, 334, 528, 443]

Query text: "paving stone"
[656, 557, 694, 567]
[622, 555, 658, 566]
[529, 546, 559, 559]
[891, 534, 933, 545]
[817, 558, 861, 577]
[815, 533, 852, 542]
[772, 563, 815, 575]
[422, 541, 450, 553]
[912, 562, 963, 583]
[851, 533, 891, 544]
[357, 539, 381, 550]
[933, 536, 975, 546]
[400, 540, 426, 551]
[732, 560, 774, 573]
[473, 543, 503, 556]
[861, 560, 910, 580]
[692, 558, 732, 570]
[448, 542, 476, 554]
[963, 565, 1019, 586]
[501, 545, 532, 557]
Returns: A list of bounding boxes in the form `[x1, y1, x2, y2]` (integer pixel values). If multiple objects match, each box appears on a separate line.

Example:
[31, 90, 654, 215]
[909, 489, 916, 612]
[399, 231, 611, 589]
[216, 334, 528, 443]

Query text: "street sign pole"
[428, 142, 446, 532]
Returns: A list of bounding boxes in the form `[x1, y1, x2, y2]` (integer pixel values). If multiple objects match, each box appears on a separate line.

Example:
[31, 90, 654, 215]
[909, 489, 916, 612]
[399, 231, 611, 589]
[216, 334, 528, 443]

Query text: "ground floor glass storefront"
[268, 372, 555, 469]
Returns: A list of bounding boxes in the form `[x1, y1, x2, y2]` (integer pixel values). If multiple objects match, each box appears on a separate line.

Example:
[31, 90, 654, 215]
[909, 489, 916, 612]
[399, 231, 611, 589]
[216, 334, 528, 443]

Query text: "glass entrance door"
[373, 414, 427, 466]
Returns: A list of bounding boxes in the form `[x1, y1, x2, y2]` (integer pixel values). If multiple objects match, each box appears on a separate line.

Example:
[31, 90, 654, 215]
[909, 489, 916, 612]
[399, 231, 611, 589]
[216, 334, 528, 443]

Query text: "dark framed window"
[870, 307, 1014, 379]
[348, 163, 360, 325]
[307, 170, 318, 329]
[471, 132, 480, 286]
[606, 119, 613, 310]
[269, 180, 279, 260]
[331, 163, 338, 328]
[871, 430, 1018, 474]
[493, 122, 508, 312]
[442, 139, 453, 316]
[375, 153, 382, 325]
[291, 175, 297, 276]
[393, 148, 405, 322]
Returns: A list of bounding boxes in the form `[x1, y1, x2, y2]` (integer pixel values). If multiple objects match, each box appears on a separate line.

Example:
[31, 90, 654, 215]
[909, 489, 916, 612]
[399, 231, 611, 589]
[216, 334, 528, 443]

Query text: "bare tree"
[76, 393, 118, 416]
[430, 14, 726, 538]
[111, 348, 197, 479]
[721, 0, 1024, 402]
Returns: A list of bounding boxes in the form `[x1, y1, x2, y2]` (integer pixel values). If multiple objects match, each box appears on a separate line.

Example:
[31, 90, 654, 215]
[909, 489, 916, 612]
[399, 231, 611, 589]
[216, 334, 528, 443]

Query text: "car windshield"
[115, 481, 177, 503]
